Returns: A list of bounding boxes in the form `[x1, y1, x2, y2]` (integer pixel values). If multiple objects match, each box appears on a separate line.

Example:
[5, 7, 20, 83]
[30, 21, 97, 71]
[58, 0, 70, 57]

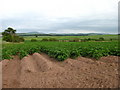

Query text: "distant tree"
[81, 38, 88, 42]
[99, 37, 104, 41]
[110, 38, 113, 41]
[72, 38, 80, 42]
[87, 38, 91, 41]
[2, 27, 16, 36]
[2, 27, 24, 42]
[35, 34, 38, 37]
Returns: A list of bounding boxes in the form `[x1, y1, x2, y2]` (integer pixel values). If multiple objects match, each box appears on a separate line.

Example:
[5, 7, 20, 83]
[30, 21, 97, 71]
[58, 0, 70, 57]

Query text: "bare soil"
[1, 53, 119, 88]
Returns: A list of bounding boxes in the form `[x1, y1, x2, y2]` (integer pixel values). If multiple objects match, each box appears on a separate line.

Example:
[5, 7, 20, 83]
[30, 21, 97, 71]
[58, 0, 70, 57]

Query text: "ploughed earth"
[1, 53, 120, 88]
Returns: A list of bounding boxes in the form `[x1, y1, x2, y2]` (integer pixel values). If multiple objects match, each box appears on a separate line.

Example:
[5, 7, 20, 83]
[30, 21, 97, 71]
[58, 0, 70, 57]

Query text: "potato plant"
[2, 41, 120, 61]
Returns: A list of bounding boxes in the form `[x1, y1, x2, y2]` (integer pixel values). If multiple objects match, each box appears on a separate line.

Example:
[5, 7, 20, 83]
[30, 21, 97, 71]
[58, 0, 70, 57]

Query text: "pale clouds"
[0, 0, 119, 33]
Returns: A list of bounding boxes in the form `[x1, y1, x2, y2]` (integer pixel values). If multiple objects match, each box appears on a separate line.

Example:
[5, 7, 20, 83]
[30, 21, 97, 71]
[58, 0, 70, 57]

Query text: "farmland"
[2, 41, 119, 61]
[1, 35, 120, 88]
[24, 34, 118, 41]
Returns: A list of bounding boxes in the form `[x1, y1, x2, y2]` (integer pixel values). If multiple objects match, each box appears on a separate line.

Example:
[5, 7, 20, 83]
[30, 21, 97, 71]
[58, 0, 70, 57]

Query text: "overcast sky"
[0, 0, 119, 33]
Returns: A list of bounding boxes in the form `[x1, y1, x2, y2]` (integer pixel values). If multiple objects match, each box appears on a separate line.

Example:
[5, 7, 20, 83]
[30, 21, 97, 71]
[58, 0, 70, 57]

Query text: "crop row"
[2, 41, 120, 61]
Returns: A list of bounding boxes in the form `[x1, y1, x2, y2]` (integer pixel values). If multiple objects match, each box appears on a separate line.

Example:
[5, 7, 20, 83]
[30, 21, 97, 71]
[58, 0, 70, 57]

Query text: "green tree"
[2, 27, 24, 42]
[99, 37, 104, 41]
[35, 34, 38, 37]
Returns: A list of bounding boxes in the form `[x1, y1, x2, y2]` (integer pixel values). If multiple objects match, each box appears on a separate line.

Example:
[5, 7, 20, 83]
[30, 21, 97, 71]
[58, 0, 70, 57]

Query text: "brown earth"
[1, 53, 120, 88]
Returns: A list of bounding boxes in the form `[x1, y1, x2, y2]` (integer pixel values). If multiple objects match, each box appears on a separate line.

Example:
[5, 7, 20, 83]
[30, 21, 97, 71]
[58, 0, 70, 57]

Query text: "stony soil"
[1, 53, 119, 88]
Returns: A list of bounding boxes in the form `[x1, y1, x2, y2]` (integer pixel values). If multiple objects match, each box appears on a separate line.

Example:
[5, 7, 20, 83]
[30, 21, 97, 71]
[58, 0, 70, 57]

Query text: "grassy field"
[24, 35, 118, 41]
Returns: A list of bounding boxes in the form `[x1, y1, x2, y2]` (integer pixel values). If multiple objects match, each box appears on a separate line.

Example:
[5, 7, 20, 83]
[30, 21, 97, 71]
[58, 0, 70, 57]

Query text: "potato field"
[2, 41, 119, 61]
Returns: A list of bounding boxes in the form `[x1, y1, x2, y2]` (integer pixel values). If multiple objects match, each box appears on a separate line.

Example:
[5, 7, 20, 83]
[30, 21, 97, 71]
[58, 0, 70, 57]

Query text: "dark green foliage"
[3, 35, 12, 42]
[40, 47, 69, 61]
[70, 49, 80, 58]
[110, 38, 113, 41]
[27, 47, 40, 54]
[81, 37, 105, 42]
[2, 27, 24, 42]
[19, 50, 28, 59]
[12, 36, 25, 42]
[31, 39, 37, 42]
[87, 38, 91, 41]
[19, 37, 25, 42]
[2, 52, 12, 60]
[99, 37, 105, 41]
[49, 38, 58, 41]
[2, 41, 119, 61]
[72, 38, 80, 42]
[81, 38, 89, 42]
[35, 35, 38, 37]
[41, 38, 49, 41]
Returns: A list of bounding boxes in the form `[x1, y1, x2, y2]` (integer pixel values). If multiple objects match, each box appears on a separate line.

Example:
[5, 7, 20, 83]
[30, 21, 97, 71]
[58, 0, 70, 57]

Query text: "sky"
[0, 0, 119, 34]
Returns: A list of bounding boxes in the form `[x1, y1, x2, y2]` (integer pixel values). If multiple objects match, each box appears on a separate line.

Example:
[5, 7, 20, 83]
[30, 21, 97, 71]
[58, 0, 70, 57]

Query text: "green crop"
[2, 41, 120, 61]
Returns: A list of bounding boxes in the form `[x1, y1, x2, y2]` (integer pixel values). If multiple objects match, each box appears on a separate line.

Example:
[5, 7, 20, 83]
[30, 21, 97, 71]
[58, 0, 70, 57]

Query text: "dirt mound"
[20, 53, 64, 73]
[99, 56, 119, 63]
[2, 56, 21, 88]
[2, 53, 119, 88]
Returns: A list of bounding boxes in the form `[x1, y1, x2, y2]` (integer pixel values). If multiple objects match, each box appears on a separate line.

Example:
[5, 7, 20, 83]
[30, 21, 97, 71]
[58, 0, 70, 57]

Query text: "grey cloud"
[47, 18, 117, 33]
[1, 14, 117, 34]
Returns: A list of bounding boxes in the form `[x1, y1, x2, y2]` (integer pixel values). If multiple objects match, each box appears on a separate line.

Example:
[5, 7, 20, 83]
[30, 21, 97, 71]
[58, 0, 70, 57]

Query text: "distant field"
[2, 34, 119, 60]
[24, 34, 118, 41]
